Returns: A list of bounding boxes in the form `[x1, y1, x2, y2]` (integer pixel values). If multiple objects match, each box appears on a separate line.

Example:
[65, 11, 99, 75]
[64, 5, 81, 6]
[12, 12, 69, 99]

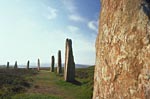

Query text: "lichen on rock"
[93, 0, 150, 99]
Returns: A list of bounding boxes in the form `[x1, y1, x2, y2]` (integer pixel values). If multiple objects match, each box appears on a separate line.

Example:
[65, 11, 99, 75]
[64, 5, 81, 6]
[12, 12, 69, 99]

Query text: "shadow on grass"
[69, 80, 82, 86]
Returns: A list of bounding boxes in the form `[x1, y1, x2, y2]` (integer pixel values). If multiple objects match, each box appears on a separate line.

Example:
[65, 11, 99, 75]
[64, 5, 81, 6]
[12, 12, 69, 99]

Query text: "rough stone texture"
[64, 39, 75, 82]
[27, 60, 30, 69]
[57, 50, 62, 74]
[37, 58, 40, 71]
[7, 62, 9, 68]
[14, 61, 17, 69]
[93, 0, 150, 99]
[51, 56, 55, 72]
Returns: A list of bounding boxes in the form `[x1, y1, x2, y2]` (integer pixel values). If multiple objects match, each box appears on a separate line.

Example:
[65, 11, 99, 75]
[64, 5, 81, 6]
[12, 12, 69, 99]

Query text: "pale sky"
[0, 0, 100, 66]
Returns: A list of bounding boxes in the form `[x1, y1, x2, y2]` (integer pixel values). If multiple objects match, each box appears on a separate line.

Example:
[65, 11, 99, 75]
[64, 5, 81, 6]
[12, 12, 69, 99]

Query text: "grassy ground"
[0, 66, 94, 99]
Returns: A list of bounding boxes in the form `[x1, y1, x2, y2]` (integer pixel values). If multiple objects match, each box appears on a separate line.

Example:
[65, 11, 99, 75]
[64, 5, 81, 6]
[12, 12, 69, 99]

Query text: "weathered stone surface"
[7, 62, 9, 68]
[37, 58, 40, 71]
[51, 56, 55, 72]
[64, 39, 75, 82]
[93, 0, 150, 99]
[57, 50, 62, 74]
[27, 60, 30, 69]
[14, 61, 17, 69]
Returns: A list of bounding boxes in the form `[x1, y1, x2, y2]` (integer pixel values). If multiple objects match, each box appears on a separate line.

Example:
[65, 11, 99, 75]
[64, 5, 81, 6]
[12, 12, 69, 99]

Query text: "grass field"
[0, 66, 94, 99]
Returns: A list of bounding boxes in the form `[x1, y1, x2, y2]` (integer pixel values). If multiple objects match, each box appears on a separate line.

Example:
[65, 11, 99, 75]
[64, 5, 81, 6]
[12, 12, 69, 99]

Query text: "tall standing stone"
[7, 62, 9, 68]
[64, 39, 75, 82]
[37, 58, 40, 71]
[14, 61, 18, 69]
[93, 0, 150, 99]
[27, 60, 30, 69]
[57, 50, 62, 74]
[51, 56, 55, 72]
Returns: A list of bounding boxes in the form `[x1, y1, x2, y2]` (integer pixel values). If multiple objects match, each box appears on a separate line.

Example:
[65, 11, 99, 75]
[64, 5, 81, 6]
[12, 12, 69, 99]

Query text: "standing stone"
[51, 56, 55, 72]
[93, 0, 150, 99]
[27, 60, 30, 69]
[64, 39, 75, 82]
[37, 58, 40, 71]
[7, 62, 9, 68]
[14, 61, 18, 69]
[57, 50, 62, 74]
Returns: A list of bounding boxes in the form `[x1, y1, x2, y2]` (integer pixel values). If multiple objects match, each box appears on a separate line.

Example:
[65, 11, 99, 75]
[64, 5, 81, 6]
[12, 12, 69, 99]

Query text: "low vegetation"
[0, 66, 94, 99]
[0, 69, 37, 98]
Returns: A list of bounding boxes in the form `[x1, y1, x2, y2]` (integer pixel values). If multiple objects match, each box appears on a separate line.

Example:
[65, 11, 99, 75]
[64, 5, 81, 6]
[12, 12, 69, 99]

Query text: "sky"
[0, 0, 100, 66]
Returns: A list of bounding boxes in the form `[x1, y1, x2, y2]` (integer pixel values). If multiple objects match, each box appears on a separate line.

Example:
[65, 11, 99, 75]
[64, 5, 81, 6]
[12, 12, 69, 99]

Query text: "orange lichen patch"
[93, 0, 150, 99]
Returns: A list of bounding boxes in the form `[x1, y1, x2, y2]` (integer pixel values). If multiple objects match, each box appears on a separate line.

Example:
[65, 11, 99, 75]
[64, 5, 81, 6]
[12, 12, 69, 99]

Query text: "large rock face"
[64, 39, 75, 82]
[93, 0, 150, 99]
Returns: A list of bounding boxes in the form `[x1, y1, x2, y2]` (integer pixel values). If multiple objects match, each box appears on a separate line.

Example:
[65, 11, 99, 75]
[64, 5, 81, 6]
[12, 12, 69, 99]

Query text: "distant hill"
[75, 64, 93, 68]
[1, 63, 94, 69]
